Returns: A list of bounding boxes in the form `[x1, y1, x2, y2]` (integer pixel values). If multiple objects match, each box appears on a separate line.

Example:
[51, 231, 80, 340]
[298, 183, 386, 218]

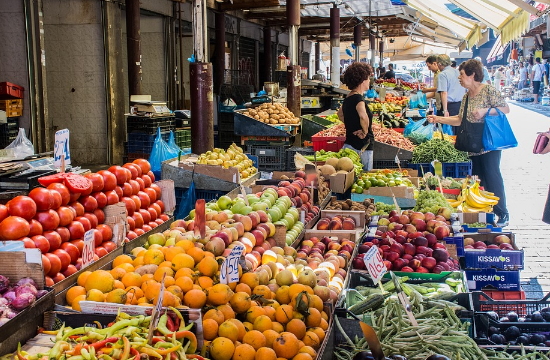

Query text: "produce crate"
[175, 187, 227, 204]
[0, 99, 23, 117]
[174, 128, 191, 149]
[372, 159, 409, 169]
[443, 236, 465, 257]
[321, 316, 363, 360]
[126, 131, 170, 153]
[408, 162, 472, 178]
[0, 118, 19, 148]
[126, 116, 175, 134]
[465, 268, 521, 291]
[347, 269, 468, 291]
[311, 135, 346, 152]
[373, 141, 413, 161]
[301, 115, 330, 142]
[286, 146, 314, 171]
[0, 82, 24, 99]
[246, 144, 286, 171]
[471, 290, 546, 317]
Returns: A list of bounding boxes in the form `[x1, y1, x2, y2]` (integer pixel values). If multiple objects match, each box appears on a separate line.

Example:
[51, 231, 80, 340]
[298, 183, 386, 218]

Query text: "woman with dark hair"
[427, 58, 511, 226]
[337, 62, 375, 171]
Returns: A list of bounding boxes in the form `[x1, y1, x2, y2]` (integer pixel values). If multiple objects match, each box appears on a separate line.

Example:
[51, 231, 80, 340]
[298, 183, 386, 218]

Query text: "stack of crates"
[0, 82, 24, 118]
[174, 128, 191, 149]
[125, 116, 175, 162]
[218, 111, 240, 149]
[0, 117, 19, 148]
[246, 143, 287, 172]
[286, 146, 314, 171]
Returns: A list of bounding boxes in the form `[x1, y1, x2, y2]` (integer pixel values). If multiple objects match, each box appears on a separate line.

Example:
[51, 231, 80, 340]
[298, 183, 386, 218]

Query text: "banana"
[479, 189, 500, 201]
[462, 203, 494, 213]
[465, 190, 498, 208]
[447, 199, 463, 208]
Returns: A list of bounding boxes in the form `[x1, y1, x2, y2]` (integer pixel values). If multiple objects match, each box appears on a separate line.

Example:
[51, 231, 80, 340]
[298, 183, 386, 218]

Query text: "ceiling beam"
[220, 0, 279, 11]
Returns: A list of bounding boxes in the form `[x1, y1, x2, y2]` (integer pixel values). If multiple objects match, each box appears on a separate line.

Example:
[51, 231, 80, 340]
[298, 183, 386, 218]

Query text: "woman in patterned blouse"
[427, 58, 510, 226]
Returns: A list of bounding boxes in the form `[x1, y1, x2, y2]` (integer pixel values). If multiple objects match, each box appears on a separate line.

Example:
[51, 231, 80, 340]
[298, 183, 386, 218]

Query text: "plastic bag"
[366, 88, 378, 99]
[149, 128, 174, 178]
[412, 123, 434, 142]
[404, 118, 424, 136]
[174, 180, 196, 220]
[167, 131, 182, 155]
[408, 93, 419, 109]
[6, 128, 34, 159]
[482, 108, 518, 151]
[417, 92, 428, 109]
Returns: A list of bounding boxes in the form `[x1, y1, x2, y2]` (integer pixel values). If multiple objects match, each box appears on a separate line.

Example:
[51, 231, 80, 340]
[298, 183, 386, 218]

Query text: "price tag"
[240, 185, 249, 206]
[82, 230, 95, 267]
[220, 244, 245, 284]
[156, 180, 176, 213]
[363, 245, 387, 284]
[54, 129, 71, 168]
[147, 274, 166, 344]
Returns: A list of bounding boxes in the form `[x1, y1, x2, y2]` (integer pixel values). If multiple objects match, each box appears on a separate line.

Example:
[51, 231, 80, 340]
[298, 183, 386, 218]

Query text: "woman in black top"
[337, 62, 375, 170]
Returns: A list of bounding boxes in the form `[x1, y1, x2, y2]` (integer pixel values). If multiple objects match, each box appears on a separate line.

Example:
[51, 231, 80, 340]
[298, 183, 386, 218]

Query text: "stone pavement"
[499, 101, 550, 298]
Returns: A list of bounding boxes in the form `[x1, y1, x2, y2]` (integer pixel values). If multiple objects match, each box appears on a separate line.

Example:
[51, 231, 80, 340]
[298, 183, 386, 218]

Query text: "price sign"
[363, 245, 386, 284]
[147, 274, 166, 344]
[220, 244, 245, 284]
[82, 230, 95, 267]
[240, 185, 249, 206]
[54, 129, 71, 168]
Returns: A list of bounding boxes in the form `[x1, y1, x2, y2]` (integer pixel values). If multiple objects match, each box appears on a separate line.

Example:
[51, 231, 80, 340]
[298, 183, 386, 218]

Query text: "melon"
[325, 157, 339, 168]
[319, 164, 336, 177]
[337, 157, 354, 172]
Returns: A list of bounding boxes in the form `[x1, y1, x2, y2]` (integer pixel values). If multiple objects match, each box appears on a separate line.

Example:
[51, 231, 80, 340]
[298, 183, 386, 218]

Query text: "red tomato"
[50, 191, 62, 209]
[37, 173, 66, 187]
[48, 183, 71, 205]
[155, 200, 165, 213]
[70, 239, 84, 255]
[130, 195, 141, 210]
[69, 192, 81, 203]
[28, 219, 44, 237]
[69, 202, 85, 217]
[32, 235, 50, 253]
[135, 178, 145, 191]
[134, 228, 145, 236]
[35, 209, 60, 231]
[62, 264, 78, 277]
[155, 218, 165, 225]
[141, 174, 152, 188]
[144, 188, 157, 203]
[21, 237, 36, 248]
[137, 191, 151, 209]
[148, 221, 158, 229]
[45, 276, 54, 286]
[63, 173, 93, 194]
[127, 216, 135, 231]
[68, 221, 85, 240]
[132, 212, 144, 229]
[96, 224, 112, 242]
[83, 213, 98, 229]
[60, 242, 80, 263]
[43, 230, 62, 251]
[105, 190, 120, 205]
[126, 231, 138, 240]
[79, 195, 98, 213]
[147, 207, 158, 221]
[95, 246, 108, 258]
[122, 183, 133, 197]
[159, 214, 170, 221]
[0, 216, 30, 239]
[7, 196, 37, 220]
[97, 170, 117, 191]
[114, 186, 123, 199]
[147, 171, 155, 182]
[92, 229, 103, 246]
[57, 206, 75, 227]
[102, 241, 117, 253]
[56, 227, 71, 243]
[141, 224, 152, 233]
[29, 188, 53, 211]
[85, 173, 105, 192]
[123, 168, 132, 183]
[149, 184, 162, 199]
[42, 254, 51, 275]
[129, 180, 140, 195]
[138, 208, 151, 224]
[123, 163, 142, 179]
[53, 249, 71, 271]
[150, 203, 162, 218]
[108, 166, 129, 185]
[92, 192, 107, 209]
[76, 216, 92, 232]
[132, 159, 151, 174]
[93, 209, 105, 224]
[52, 272, 65, 284]
[45, 253, 62, 277]
[0, 204, 7, 224]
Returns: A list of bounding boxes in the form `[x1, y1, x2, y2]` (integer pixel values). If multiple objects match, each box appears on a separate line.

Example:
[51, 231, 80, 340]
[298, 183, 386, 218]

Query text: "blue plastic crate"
[408, 162, 472, 178]
[175, 187, 226, 203]
[246, 154, 259, 169]
[443, 236, 465, 257]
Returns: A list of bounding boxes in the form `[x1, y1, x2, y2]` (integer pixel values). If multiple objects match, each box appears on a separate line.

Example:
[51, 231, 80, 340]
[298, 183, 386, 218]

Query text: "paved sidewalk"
[500, 101, 550, 297]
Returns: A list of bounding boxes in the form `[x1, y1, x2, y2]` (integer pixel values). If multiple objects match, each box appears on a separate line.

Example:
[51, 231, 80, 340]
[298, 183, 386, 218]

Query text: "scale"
[0, 157, 57, 190]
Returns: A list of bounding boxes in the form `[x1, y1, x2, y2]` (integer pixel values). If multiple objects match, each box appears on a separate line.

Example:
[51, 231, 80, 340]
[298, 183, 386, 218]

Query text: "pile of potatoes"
[242, 103, 300, 125]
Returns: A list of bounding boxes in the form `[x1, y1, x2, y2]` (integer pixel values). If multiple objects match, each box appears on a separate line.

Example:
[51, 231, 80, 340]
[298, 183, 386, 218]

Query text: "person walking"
[436, 54, 466, 133]
[383, 63, 395, 80]
[518, 62, 528, 89]
[427, 58, 510, 226]
[494, 67, 504, 92]
[422, 55, 442, 115]
[531, 57, 545, 104]
[505, 66, 513, 87]
[337, 62, 375, 171]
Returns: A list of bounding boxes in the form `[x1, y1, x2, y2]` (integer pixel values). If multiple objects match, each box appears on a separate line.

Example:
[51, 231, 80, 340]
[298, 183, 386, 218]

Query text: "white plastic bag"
[6, 128, 34, 159]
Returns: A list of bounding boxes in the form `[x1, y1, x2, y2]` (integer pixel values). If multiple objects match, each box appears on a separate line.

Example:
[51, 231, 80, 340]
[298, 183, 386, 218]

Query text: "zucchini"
[348, 293, 387, 315]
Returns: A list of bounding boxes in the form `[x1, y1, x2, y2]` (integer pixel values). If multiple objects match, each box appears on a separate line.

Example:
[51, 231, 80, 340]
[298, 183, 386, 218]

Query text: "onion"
[10, 293, 35, 311]
[15, 284, 38, 297]
[36, 290, 48, 299]
[3, 291, 15, 303]
[3, 308, 18, 319]
[16, 278, 37, 288]
[0, 275, 9, 294]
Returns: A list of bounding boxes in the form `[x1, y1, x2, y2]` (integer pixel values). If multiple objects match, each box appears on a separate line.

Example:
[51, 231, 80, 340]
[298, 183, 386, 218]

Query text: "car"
[394, 72, 418, 83]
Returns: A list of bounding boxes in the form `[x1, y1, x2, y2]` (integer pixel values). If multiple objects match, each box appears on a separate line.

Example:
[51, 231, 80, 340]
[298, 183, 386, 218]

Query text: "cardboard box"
[320, 210, 367, 229]
[456, 212, 495, 225]
[0, 249, 44, 289]
[464, 248, 524, 270]
[301, 97, 322, 109]
[179, 154, 241, 183]
[362, 186, 414, 198]
[329, 170, 355, 194]
[465, 268, 521, 291]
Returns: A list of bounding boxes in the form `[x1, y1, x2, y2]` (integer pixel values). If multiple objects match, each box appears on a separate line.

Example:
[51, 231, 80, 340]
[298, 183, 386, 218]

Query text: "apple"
[413, 237, 428, 247]
[409, 212, 425, 221]
[473, 241, 487, 249]
[425, 233, 438, 247]
[434, 225, 450, 240]
[487, 244, 500, 249]
[411, 219, 427, 232]
[392, 258, 408, 271]
[500, 243, 514, 250]
[464, 237, 475, 246]
[409, 258, 421, 269]
[493, 235, 511, 244]
[421, 257, 437, 270]
[404, 224, 417, 234]
[377, 218, 390, 226]
[400, 266, 414, 272]
[394, 235, 407, 244]
[403, 243, 416, 256]
[398, 215, 411, 225]
[437, 207, 452, 220]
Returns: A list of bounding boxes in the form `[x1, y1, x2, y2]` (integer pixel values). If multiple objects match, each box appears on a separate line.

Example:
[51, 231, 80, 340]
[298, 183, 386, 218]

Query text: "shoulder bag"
[482, 108, 517, 151]
[454, 96, 485, 153]
[534, 132, 550, 154]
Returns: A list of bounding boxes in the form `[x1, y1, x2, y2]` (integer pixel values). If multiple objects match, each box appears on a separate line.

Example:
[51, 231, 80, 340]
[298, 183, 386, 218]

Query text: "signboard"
[82, 230, 95, 267]
[220, 244, 245, 284]
[54, 129, 71, 168]
[363, 245, 387, 284]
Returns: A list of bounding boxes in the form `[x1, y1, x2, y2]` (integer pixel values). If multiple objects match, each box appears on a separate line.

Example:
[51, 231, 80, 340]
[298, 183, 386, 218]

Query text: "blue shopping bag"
[482, 108, 518, 151]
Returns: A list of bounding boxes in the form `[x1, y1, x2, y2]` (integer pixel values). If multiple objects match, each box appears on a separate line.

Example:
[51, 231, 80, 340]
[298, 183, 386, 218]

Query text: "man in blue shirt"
[475, 56, 491, 84]
[437, 54, 466, 133]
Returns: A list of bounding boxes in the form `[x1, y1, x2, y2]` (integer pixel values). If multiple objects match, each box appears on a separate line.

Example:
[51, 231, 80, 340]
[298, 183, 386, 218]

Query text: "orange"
[245, 305, 266, 323]
[235, 283, 251, 295]
[66, 286, 87, 306]
[143, 249, 165, 265]
[84, 270, 115, 293]
[113, 280, 125, 290]
[71, 294, 87, 311]
[197, 256, 218, 277]
[275, 304, 294, 324]
[154, 266, 175, 282]
[196, 276, 214, 290]
[154, 290, 179, 307]
[309, 295, 323, 313]
[133, 256, 145, 268]
[141, 273, 154, 283]
[115, 262, 135, 273]
[210, 337, 235, 360]
[302, 331, 320, 349]
[310, 327, 325, 343]
[164, 246, 185, 261]
[183, 289, 207, 308]
[217, 304, 236, 320]
[232, 343, 256, 360]
[290, 291, 311, 311]
[286, 318, 306, 340]
[254, 348, 276, 360]
[252, 285, 272, 299]
[207, 284, 234, 306]
[319, 318, 329, 331]
[292, 311, 304, 321]
[253, 315, 273, 332]
[299, 346, 316, 357]
[86, 288, 106, 302]
[158, 260, 173, 269]
[175, 267, 195, 279]
[230, 292, 252, 314]
[240, 272, 259, 290]
[204, 308, 225, 325]
[229, 319, 246, 341]
[243, 321, 254, 332]
[105, 288, 127, 304]
[289, 284, 313, 299]
[273, 332, 300, 359]
[125, 285, 144, 299]
[218, 320, 239, 342]
[263, 329, 279, 347]
[77, 271, 92, 287]
[175, 276, 194, 293]
[166, 285, 184, 300]
[110, 267, 127, 280]
[272, 322, 284, 333]
[292, 354, 313, 360]
[187, 247, 205, 264]
[125, 291, 140, 305]
[202, 318, 219, 341]
[263, 306, 276, 321]
[175, 239, 194, 251]
[121, 272, 142, 288]
[305, 308, 322, 328]
[112, 254, 133, 267]
[142, 280, 162, 301]
[242, 330, 266, 350]
[275, 286, 291, 304]
[171, 253, 194, 271]
[321, 311, 328, 321]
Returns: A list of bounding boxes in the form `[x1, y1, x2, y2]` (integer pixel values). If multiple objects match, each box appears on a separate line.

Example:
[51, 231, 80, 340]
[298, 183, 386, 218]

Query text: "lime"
[388, 180, 396, 186]
[363, 180, 372, 189]
[377, 180, 386, 187]
[355, 186, 364, 194]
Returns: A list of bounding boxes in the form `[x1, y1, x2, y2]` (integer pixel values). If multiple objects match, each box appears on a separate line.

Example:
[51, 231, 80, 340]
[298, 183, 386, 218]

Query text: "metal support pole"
[315, 42, 320, 73]
[369, 34, 376, 67]
[214, 12, 225, 94]
[287, 0, 301, 117]
[126, 0, 142, 97]
[193, 0, 208, 62]
[264, 27, 273, 82]
[190, 63, 214, 154]
[379, 40, 384, 67]
[330, 6, 340, 86]
[354, 25, 362, 63]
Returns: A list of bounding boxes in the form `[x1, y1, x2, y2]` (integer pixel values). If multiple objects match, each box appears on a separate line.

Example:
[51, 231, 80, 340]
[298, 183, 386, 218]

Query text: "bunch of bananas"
[447, 179, 499, 213]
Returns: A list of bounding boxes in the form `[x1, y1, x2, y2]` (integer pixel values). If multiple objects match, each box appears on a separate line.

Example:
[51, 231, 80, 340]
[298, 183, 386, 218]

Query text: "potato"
[271, 114, 279, 120]
[270, 119, 277, 124]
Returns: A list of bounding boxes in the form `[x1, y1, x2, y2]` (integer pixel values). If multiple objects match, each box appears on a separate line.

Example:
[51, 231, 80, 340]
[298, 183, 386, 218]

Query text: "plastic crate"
[311, 135, 346, 152]
[471, 290, 544, 317]
[174, 128, 191, 149]
[126, 152, 150, 162]
[175, 187, 226, 203]
[372, 159, 410, 169]
[247, 144, 286, 170]
[286, 146, 314, 171]
[0, 99, 23, 117]
[126, 132, 170, 153]
[126, 116, 176, 134]
[408, 161, 472, 178]
[0, 82, 24, 99]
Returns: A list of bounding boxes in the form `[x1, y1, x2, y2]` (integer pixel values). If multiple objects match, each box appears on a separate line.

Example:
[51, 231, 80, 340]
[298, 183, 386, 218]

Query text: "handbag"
[454, 96, 484, 153]
[482, 108, 517, 151]
[534, 133, 550, 154]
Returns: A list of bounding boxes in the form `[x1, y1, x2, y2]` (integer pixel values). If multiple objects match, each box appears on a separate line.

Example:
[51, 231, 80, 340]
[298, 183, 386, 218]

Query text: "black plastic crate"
[174, 128, 191, 148]
[372, 159, 410, 169]
[286, 146, 314, 171]
[126, 152, 150, 162]
[473, 291, 550, 318]
[175, 187, 226, 203]
[126, 131, 170, 153]
[247, 144, 286, 165]
[126, 116, 176, 134]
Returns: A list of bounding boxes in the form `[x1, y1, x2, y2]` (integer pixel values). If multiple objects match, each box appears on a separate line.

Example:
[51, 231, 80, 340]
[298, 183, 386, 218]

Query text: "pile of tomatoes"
[0, 159, 169, 286]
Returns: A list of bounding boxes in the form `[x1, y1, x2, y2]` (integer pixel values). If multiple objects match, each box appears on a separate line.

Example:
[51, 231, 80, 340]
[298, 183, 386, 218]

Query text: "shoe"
[496, 213, 509, 227]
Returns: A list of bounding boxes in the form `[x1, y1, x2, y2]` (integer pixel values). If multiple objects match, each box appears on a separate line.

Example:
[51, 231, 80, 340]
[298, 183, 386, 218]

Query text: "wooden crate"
[0, 99, 23, 117]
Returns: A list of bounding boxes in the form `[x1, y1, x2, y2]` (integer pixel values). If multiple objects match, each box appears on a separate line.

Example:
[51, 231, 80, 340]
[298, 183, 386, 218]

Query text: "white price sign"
[220, 244, 245, 284]
[82, 230, 95, 267]
[54, 129, 71, 168]
[363, 245, 387, 284]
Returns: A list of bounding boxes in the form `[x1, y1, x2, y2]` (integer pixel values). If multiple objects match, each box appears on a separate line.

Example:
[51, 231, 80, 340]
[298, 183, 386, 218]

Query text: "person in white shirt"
[518, 62, 528, 89]
[531, 57, 546, 104]
[494, 67, 504, 92]
[505, 66, 513, 87]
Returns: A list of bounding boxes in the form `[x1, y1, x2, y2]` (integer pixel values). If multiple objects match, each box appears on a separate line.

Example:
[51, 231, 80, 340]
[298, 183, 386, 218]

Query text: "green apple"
[241, 206, 253, 215]
[148, 233, 166, 246]
[287, 207, 299, 222]
[207, 203, 220, 211]
[231, 201, 246, 214]
[165, 237, 176, 246]
[284, 213, 295, 228]
[247, 195, 260, 205]
[188, 209, 195, 219]
[252, 201, 268, 211]
[268, 208, 282, 222]
[217, 195, 233, 210]
[276, 218, 289, 229]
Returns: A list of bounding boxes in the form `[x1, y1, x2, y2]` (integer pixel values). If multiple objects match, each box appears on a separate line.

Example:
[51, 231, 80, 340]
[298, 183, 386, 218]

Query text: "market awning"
[486, 35, 509, 64]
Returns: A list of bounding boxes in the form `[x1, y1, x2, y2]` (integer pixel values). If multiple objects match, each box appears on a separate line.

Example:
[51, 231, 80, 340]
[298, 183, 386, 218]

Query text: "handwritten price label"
[220, 244, 245, 284]
[54, 129, 71, 168]
[363, 245, 387, 284]
[82, 230, 95, 267]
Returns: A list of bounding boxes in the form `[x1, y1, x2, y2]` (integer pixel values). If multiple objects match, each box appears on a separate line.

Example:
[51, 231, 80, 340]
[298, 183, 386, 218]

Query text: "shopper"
[422, 55, 442, 115]
[427, 58, 510, 226]
[531, 57, 545, 104]
[383, 63, 395, 80]
[338, 62, 375, 171]
[494, 67, 504, 92]
[436, 54, 466, 134]
[475, 56, 492, 85]
[518, 62, 528, 89]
